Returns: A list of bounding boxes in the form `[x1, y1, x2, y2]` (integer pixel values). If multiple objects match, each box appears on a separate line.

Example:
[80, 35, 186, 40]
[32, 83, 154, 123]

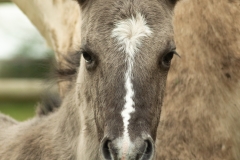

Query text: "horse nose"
[100, 137, 154, 160]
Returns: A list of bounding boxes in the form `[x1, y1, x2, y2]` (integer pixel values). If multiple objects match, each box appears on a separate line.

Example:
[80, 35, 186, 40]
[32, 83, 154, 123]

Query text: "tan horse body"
[157, 0, 240, 159]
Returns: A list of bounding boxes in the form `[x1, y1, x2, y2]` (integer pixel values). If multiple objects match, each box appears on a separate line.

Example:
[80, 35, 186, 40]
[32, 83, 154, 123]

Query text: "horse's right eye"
[82, 51, 92, 63]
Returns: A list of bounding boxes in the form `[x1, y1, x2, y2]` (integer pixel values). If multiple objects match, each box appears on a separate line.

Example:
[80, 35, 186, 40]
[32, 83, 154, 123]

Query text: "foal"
[0, 0, 178, 159]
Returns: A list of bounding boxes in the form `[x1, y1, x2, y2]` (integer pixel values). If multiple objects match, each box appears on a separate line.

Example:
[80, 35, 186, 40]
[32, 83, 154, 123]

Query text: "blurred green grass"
[0, 101, 36, 121]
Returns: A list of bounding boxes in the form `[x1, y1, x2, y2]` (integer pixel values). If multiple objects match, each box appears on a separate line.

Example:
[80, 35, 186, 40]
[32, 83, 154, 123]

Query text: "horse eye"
[82, 51, 92, 63]
[162, 51, 175, 67]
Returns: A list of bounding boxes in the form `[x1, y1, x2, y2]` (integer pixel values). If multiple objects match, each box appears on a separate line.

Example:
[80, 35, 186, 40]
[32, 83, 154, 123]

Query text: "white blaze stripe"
[112, 12, 152, 150]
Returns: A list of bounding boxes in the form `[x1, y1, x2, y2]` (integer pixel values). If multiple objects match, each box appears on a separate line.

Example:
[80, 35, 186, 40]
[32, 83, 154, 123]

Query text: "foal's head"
[76, 0, 178, 159]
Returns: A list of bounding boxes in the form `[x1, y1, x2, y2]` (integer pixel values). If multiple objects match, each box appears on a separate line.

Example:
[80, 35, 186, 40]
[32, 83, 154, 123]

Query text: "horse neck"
[56, 87, 100, 159]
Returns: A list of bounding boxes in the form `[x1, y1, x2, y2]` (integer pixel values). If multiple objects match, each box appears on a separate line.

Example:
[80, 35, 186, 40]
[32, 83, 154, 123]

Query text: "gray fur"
[0, 0, 178, 159]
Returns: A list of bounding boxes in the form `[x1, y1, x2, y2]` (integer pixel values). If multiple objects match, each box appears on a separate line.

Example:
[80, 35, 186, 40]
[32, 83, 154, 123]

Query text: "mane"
[36, 93, 61, 116]
[56, 52, 81, 84]
[36, 52, 81, 116]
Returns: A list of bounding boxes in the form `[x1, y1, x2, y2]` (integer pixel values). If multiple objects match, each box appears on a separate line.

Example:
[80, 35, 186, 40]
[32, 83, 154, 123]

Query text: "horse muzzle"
[100, 135, 154, 160]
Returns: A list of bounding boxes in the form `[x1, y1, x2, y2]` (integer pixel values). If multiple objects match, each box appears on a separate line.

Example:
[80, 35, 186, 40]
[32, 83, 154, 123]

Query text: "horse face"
[76, 0, 178, 159]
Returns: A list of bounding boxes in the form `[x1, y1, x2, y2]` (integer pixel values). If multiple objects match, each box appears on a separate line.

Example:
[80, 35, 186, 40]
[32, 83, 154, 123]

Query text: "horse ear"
[167, 0, 179, 8]
[76, 0, 90, 6]
[76, 0, 95, 9]
[77, 0, 86, 5]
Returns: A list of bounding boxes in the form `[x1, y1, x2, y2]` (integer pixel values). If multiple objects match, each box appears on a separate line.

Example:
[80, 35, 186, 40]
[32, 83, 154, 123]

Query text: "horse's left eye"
[162, 51, 174, 67]
[82, 51, 92, 63]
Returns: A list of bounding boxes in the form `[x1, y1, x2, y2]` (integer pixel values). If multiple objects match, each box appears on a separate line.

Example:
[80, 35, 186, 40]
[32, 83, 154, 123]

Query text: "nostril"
[141, 139, 154, 160]
[102, 139, 112, 160]
[145, 140, 153, 156]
